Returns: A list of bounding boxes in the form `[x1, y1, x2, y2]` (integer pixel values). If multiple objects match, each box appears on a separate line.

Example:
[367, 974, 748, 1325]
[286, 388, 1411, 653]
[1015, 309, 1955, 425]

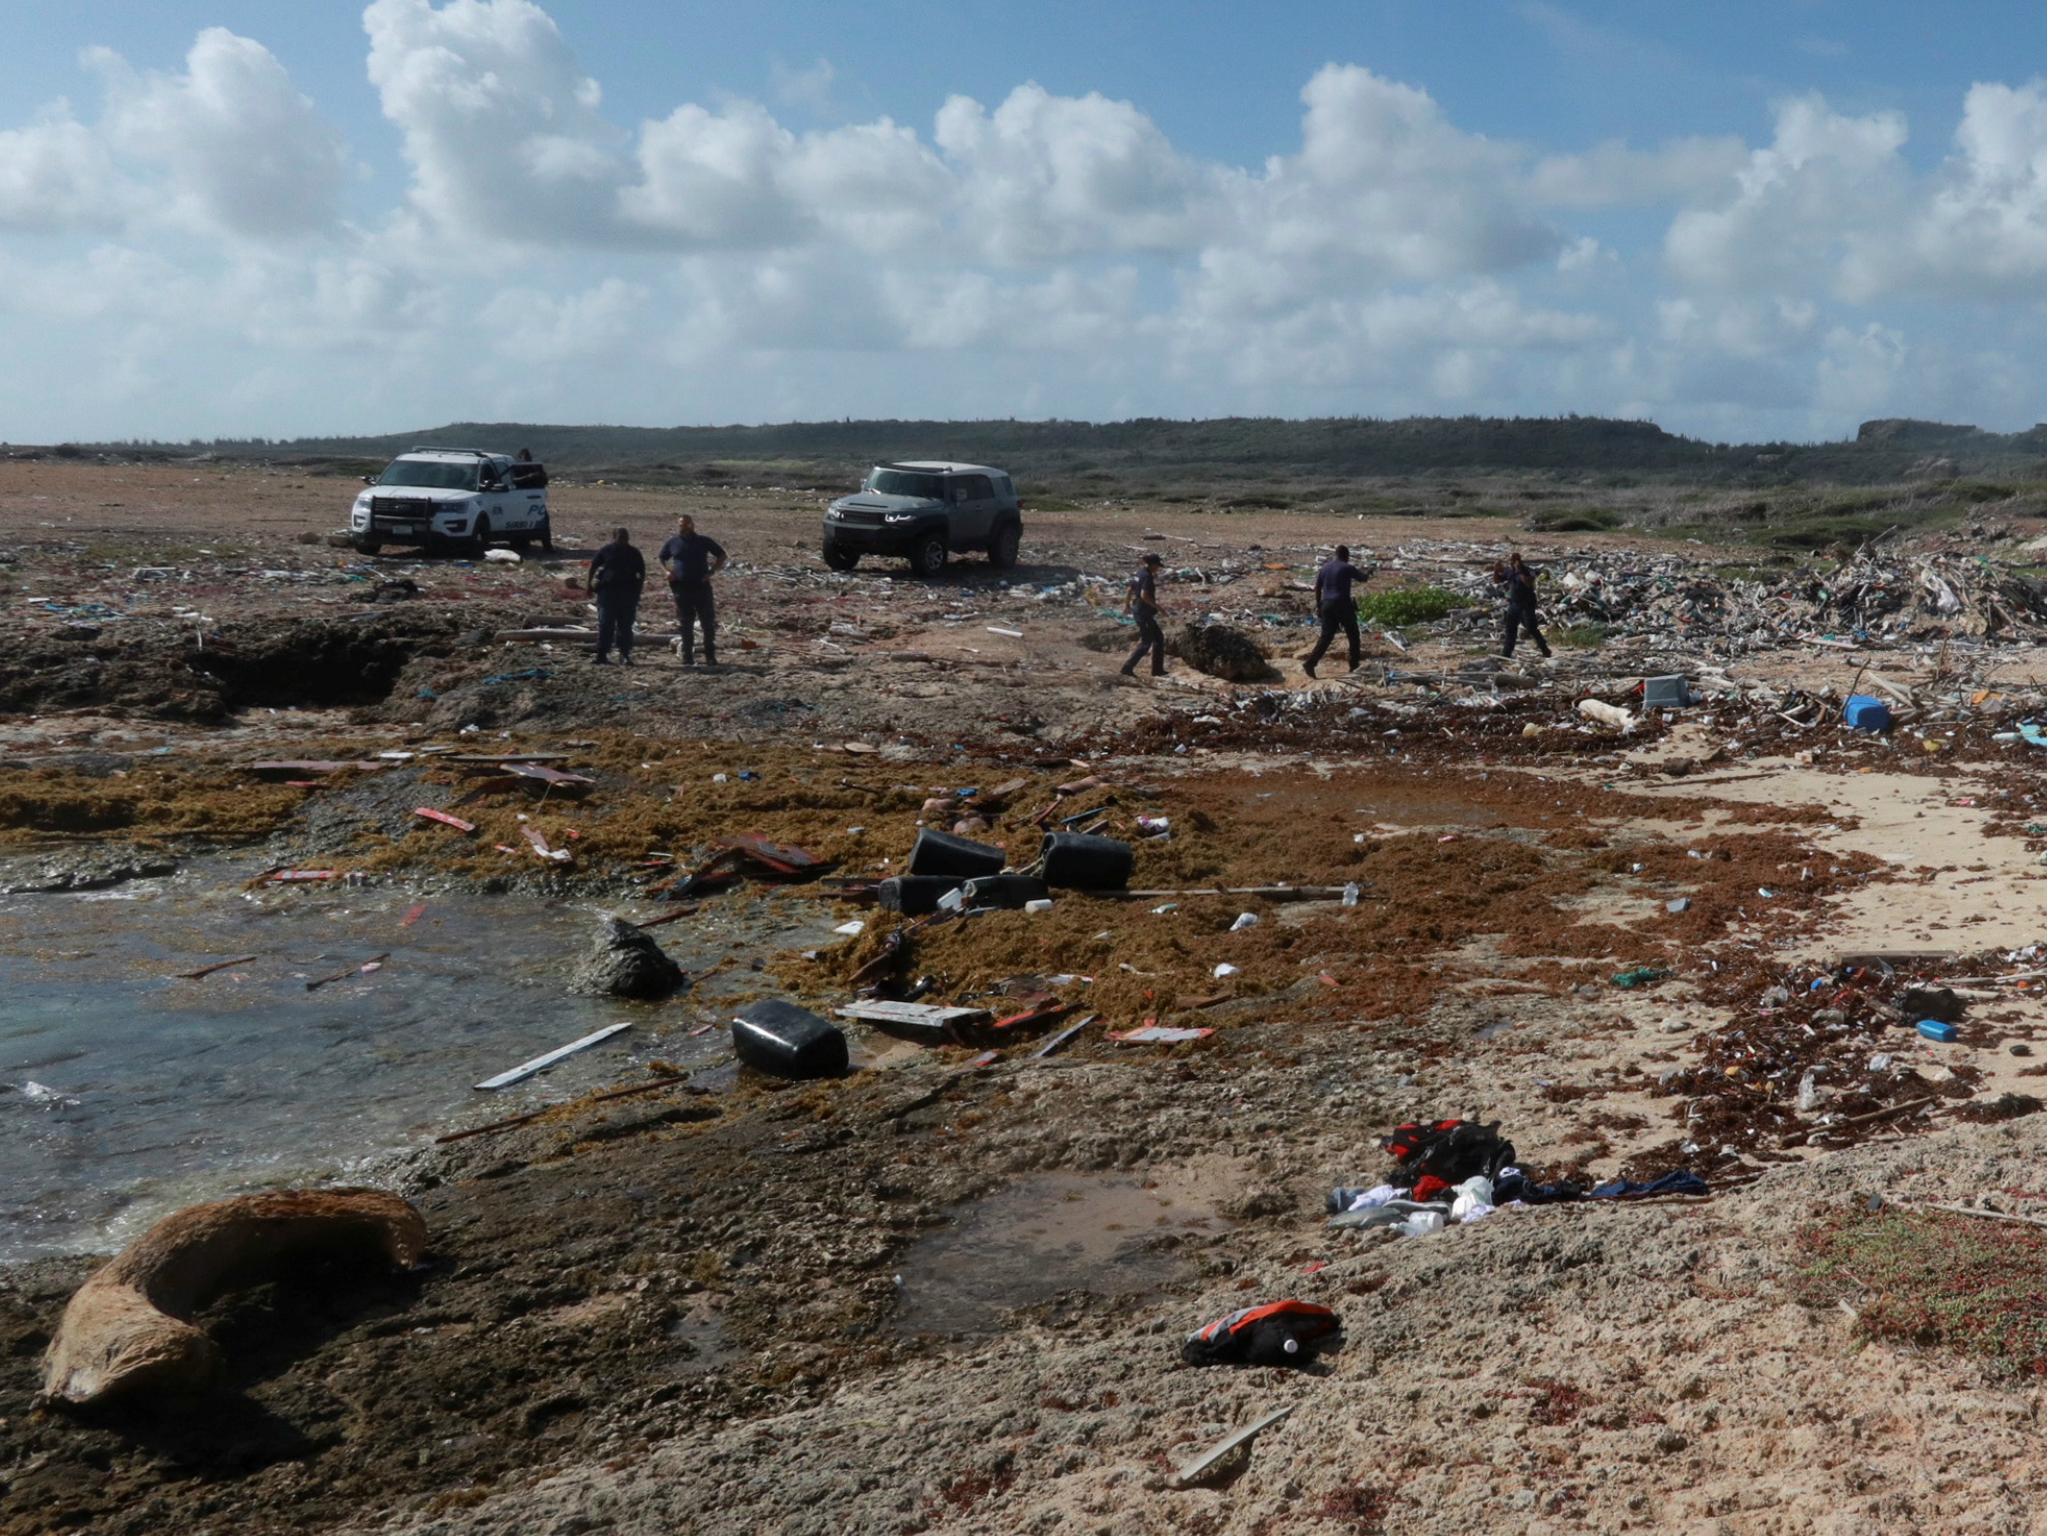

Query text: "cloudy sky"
[0, 0, 2040, 444]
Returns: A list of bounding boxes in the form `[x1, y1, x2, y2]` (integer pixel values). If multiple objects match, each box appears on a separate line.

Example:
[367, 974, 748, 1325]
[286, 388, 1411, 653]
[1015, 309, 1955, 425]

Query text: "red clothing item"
[1411, 1175, 1451, 1201]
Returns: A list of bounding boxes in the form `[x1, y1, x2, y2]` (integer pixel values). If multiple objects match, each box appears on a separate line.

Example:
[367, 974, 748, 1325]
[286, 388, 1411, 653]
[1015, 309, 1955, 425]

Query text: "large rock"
[41, 1188, 427, 1405]
[1171, 622, 1279, 683]
[570, 916, 685, 999]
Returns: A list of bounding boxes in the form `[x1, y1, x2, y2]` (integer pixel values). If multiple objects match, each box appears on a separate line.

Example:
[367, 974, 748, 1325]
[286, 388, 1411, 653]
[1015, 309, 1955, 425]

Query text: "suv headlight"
[884, 511, 915, 523]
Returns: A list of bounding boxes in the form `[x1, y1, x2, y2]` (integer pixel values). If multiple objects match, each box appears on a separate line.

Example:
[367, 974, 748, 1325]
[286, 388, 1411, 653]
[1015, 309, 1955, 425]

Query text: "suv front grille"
[836, 509, 885, 527]
[370, 496, 436, 524]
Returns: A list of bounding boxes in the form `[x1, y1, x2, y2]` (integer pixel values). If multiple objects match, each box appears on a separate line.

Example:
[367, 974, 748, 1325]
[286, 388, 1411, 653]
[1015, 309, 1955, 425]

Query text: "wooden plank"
[1115, 885, 1363, 902]
[1031, 1014, 1097, 1058]
[173, 955, 256, 981]
[1173, 1404, 1297, 1487]
[835, 1001, 991, 1029]
[305, 952, 388, 992]
[475, 1022, 633, 1091]
[502, 761, 595, 787]
[1893, 1200, 2047, 1229]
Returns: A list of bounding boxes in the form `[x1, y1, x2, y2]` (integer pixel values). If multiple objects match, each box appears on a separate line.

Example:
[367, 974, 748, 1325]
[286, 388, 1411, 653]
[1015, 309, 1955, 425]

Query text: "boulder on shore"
[570, 917, 685, 999]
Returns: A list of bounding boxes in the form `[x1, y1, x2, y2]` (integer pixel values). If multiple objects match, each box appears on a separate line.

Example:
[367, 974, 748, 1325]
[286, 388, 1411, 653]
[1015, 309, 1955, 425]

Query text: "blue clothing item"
[1491, 1170, 1584, 1205]
[1588, 1170, 1709, 1200]
[1314, 559, 1369, 607]
[659, 532, 726, 587]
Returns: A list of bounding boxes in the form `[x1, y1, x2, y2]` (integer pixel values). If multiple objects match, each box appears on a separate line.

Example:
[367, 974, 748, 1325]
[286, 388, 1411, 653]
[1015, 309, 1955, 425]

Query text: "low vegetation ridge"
[39, 414, 2047, 488]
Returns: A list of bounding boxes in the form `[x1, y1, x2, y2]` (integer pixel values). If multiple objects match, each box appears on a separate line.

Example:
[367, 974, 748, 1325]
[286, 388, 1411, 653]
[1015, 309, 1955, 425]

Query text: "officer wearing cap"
[1120, 551, 1168, 678]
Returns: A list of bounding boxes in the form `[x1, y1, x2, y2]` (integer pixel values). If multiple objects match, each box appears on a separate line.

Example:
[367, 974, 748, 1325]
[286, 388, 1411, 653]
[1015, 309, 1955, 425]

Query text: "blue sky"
[0, 1, 2040, 442]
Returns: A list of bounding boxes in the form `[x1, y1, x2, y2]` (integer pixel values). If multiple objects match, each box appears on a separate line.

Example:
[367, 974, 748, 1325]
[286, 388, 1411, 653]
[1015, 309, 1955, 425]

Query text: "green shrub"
[1356, 586, 1469, 626]
[1553, 622, 1608, 649]
[1528, 507, 1622, 532]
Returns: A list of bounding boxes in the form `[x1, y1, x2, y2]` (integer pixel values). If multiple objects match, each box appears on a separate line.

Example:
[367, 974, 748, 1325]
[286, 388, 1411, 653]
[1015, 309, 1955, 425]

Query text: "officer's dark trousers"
[1122, 611, 1166, 675]
[673, 583, 716, 662]
[1305, 598, 1360, 671]
[1502, 601, 1550, 658]
[596, 589, 639, 660]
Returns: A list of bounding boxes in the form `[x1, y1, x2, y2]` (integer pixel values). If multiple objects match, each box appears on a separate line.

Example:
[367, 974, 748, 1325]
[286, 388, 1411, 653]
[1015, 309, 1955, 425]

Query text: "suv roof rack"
[405, 446, 499, 458]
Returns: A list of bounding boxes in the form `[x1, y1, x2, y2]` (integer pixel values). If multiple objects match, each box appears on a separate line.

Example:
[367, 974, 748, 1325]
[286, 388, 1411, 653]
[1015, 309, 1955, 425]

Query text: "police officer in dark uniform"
[1493, 551, 1552, 659]
[1120, 551, 1167, 678]
[1302, 544, 1375, 679]
[657, 514, 728, 666]
[585, 526, 646, 665]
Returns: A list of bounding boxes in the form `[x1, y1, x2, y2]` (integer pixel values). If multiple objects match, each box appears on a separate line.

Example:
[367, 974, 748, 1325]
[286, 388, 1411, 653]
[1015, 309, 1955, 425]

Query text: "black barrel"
[876, 874, 966, 914]
[732, 999, 848, 1080]
[959, 873, 1050, 909]
[906, 828, 1006, 878]
[1040, 831, 1134, 890]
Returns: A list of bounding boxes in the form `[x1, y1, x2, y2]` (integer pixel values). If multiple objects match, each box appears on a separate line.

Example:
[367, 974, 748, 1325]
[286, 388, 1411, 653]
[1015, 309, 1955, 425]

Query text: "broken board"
[1173, 1403, 1297, 1487]
[835, 1001, 990, 1039]
[475, 1022, 632, 1091]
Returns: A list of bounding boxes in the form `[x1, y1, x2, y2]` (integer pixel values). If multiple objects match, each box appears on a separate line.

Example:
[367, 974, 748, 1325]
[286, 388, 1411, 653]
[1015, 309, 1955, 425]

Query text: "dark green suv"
[822, 461, 1022, 576]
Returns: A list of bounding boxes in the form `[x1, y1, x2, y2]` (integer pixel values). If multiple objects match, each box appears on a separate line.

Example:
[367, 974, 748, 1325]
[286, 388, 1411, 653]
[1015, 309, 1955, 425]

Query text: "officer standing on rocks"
[1120, 551, 1168, 679]
[658, 514, 728, 667]
[1302, 544, 1375, 679]
[585, 526, 645, 665]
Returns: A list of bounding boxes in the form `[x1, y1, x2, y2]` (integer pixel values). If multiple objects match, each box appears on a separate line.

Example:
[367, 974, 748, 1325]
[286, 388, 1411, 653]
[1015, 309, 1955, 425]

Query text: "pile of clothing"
[1327, 1118, 1706, 1238]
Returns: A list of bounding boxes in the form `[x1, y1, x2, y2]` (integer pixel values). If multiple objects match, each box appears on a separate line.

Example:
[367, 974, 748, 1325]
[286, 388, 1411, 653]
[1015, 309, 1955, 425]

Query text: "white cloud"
[87, 28, 349, 238]
[0, 109, 126, 231]
[364, 0, 622, 236]
[1666, 83, 2046, 304]
[627, 105, 946, 252]
[934, 83, 1219, 262]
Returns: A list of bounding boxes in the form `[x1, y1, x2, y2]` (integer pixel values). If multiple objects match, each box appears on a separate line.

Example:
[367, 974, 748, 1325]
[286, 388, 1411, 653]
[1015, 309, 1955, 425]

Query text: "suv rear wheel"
[988, 521, 1020, 569]
[909, 533, 947, 578]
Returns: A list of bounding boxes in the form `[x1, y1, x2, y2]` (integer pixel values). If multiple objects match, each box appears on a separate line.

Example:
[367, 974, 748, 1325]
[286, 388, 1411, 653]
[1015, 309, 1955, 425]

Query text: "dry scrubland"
[0, 456, 2042, 1535]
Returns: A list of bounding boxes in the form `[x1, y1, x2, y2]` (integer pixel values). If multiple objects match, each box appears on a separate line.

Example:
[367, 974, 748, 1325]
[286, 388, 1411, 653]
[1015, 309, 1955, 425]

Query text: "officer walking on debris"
[1493, 551, 1552, 659]
[1120, 551, 1168, 678]
[585, 526, 645, 665]
[1302, 544, 1376, 679]
[658, 514, 727, 667]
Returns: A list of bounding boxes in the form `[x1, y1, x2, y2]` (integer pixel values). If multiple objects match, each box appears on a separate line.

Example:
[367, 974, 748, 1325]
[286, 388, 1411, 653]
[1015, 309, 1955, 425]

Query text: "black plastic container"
[732, 999, 849, 1080]
[1040, 831, 1134, 890]
[876, 875, 966, 914]
[960, 873, 1050, 909]
[906, 828, 1006, 879]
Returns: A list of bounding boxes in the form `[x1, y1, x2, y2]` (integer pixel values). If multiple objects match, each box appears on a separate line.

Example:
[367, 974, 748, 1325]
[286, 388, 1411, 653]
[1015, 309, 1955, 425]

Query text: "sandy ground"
[0, 460, 2041, 1535]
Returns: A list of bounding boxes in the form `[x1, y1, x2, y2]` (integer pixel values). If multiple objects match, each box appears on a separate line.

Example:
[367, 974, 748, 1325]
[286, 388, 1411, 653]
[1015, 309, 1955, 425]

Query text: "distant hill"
[53, 414, 2047, 488]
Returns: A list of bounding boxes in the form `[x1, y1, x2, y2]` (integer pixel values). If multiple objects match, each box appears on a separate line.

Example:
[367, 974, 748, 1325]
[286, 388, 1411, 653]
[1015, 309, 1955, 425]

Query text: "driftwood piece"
[41, 1188, 427, 1406]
